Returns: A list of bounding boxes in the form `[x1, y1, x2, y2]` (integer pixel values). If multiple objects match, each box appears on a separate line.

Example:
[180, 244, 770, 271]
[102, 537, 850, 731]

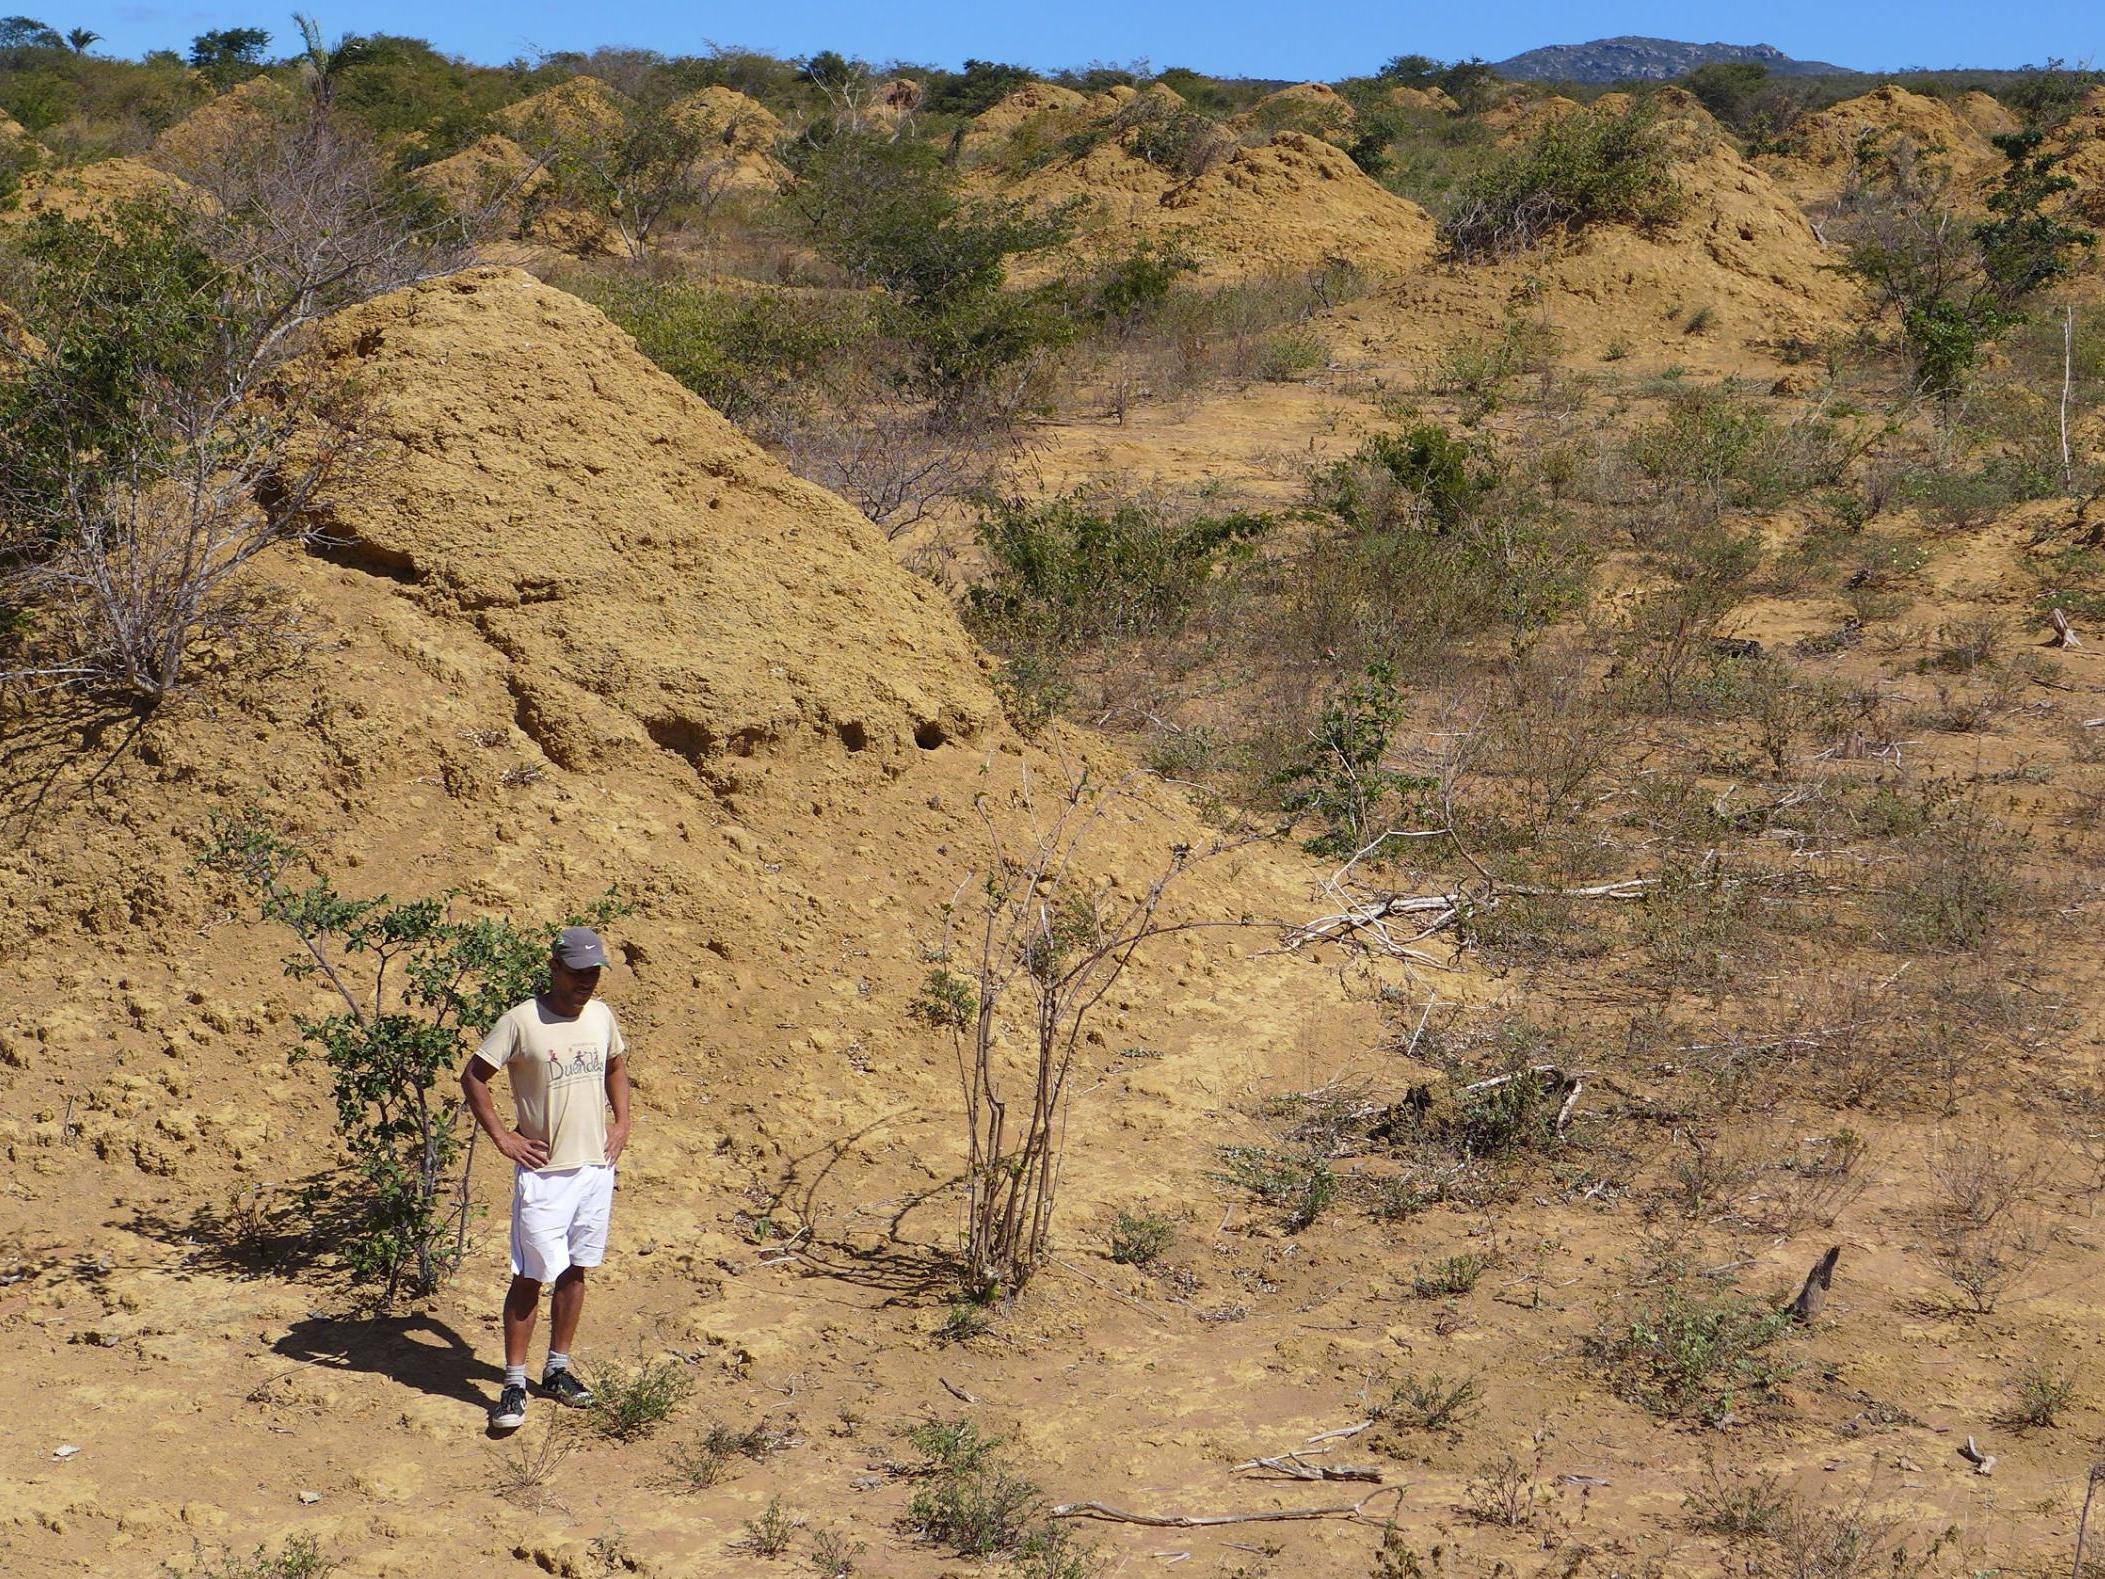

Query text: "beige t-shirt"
[473, 998, 626, 1172]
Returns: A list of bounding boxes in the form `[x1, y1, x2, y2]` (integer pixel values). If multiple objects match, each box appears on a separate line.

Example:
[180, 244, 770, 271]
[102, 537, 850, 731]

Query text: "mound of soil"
[492, 73, 629, 148]
[1237, 82, 1357, 144]
[1004, 130, 1436, 281]
[148, 75, 298, 173]
[1381, 138, 1857, 360]
[306, 269, 996, 772]
[3, 157, 194, 224]
[666, 85, 790, 191]
[1766, 84, 2006, 205]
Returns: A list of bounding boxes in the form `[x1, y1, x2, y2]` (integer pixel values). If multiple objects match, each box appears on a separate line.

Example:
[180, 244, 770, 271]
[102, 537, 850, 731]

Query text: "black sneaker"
[540, 1367, 594, 1408]
[490, 1382, 528, 1432]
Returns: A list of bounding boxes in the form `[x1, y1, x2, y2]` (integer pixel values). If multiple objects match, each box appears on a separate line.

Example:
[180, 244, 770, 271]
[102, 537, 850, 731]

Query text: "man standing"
[462, 926, 631, 1432]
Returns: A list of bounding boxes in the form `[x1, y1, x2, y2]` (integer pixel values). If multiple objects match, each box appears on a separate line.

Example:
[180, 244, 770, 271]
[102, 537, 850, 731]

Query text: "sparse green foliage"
[1593, 1275, 1797, 1423]
[1108, 1209, 1174, 1266]
[165, 1535, 336, 1579]
[590, 1353, 692, 1441]
[1683, 1454, 1789, 1538]
[1273, 663, 1431, 859]
[1460, 1451, 1552, 1528]
[197, 809, 626, 1304]
[743, 1497, 803, 1557]
[805, 1530, 865, 1578]
[1441, 103, 1685, 260]
[914, 967, 979, 1031]
[966, 489, 1271, 651]
[1314, 424, 1500, 533]
[1375, 1372, 1485, 1433]
[2005, 1356, 2078, 1428]
[1410, 1250, 1494, 1298]
[903, 1417, 1044, 1556]
[1215, 1144, 1339, 1229]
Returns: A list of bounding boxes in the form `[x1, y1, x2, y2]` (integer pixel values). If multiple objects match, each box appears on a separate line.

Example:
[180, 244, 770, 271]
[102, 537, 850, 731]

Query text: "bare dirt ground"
[6, 82, 2105, 1579]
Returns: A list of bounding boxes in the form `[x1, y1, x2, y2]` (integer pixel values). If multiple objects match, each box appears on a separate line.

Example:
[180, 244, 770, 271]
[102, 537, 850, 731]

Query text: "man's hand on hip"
[605, 1122, 630, 1167]
[498, 1131, 550, 1168]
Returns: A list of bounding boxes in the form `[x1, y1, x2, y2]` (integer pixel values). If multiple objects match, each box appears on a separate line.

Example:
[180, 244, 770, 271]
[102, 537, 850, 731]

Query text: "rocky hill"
[1494, 35, 1847, 82]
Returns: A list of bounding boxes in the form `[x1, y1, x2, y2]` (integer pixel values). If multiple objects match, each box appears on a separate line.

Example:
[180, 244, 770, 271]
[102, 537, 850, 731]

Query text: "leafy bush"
[1375, 1372, 1484, 1432]
[965, 489, 1271, 650]
[167, 1537, 335, 1579]
[1271, 662, 1433, 859]
[1592, 1277, 1797, 1423]
[1314, 424, 1500, 534]
[787, 127, 1074, 408]
[1258, 326, 1327, 381]
[591, 1353, 693, 1441]
[1108, 1209, 1174, 1265]
[903, 1418, 1044, 1556]
[568, 274, 871, 422]
[1410, 1251, 1493, 1297]
[1214, 1145, 1339, 1229]
[743, 1497, 803, 1556]
[1625, 383, 1848, 515]
[1441, 104, 1685, 260]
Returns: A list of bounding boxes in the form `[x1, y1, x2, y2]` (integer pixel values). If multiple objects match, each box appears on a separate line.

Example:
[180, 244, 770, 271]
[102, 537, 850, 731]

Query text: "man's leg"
[547, 1266, 586, 1355]
[502, 1274, 543, 1368]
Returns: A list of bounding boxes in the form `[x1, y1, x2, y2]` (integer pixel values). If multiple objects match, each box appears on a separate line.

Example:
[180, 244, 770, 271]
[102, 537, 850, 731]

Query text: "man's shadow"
[272, 1314, 504, 1414]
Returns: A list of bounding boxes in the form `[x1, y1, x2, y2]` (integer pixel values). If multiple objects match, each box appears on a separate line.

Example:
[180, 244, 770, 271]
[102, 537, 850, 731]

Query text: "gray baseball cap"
[553, 926, 609, 969]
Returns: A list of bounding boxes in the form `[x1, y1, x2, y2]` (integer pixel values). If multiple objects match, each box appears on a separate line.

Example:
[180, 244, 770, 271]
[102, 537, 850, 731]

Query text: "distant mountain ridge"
[1493, 36, 1848, 83]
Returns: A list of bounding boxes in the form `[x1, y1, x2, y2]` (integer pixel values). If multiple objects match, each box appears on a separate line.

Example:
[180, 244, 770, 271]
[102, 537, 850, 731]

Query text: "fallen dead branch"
[1053, 1486, 1405, 1527]
[1275, 830, 1656, 963]
[1231, 1450, 1383, 1483]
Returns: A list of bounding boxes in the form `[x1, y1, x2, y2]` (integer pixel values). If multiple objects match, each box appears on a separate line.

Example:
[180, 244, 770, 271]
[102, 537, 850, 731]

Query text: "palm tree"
[292, 13, 372, 109]
[65, 26, 98, 53]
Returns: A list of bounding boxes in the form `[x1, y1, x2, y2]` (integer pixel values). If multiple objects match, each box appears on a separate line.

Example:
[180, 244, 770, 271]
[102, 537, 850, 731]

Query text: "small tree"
[1838, 131, 2094, 402]
[189, 26, 272, 88]
[1274, 663, 1434, 861]
[200, 810, 627, 1304]
[926, 770, 1247, 1300]
[529, 94, 732, 260]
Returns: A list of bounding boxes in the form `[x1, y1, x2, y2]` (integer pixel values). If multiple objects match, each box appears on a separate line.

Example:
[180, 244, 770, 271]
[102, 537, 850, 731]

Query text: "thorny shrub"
[1440, 103, 1685, 260]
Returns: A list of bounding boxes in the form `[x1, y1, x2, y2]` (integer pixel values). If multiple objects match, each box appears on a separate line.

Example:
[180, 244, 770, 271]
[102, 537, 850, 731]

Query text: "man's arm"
[604, 1055, 631, 1166]
[462, 1057, 549, 1169]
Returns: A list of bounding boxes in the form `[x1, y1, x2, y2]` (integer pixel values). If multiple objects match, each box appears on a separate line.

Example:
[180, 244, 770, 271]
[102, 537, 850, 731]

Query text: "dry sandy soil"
[4, 78, 2105, 1579]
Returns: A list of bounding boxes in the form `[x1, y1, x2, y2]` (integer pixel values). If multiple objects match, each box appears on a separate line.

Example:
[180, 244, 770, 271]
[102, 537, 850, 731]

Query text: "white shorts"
[510, 1164, 615, 1282]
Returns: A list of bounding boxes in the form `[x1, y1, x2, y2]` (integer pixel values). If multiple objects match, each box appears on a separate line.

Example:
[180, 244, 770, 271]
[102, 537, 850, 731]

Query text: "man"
[462, 925, 632, 1432]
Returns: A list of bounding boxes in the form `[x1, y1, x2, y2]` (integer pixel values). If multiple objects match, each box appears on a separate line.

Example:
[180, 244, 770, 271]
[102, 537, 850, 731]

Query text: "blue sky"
[79, 2, 2103, 76]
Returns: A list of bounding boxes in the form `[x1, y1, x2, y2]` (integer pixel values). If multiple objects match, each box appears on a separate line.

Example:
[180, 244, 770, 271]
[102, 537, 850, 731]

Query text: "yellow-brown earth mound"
[1765, 84, 2005, 206]
[666, 85, 790, 192]
[1236, 81, 1357, 143]
[492, 73, 628, 146]
[1379, 139, 1858, 362]
[1005, 131, 1436, 281]
[0, 264, 1347, 1575]
[3, 157, 194, 224]
[149, 74, 297, 173]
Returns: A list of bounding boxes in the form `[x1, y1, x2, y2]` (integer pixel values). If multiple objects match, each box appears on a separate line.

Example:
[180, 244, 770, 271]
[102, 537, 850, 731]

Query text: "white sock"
[503, 1364, 526, 1389]
[544, 1351, 570, 1375]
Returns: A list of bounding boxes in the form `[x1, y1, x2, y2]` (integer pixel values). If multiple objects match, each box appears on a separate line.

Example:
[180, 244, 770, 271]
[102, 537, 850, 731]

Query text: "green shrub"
[1214, 1145, 1339, 1229]
[1271, 662, 1433, 859]
[1314, 424, 1500, 533]
[1440, 104, 1685, 260]
[2006, 1355, 2079, 1428]
[1626, 383, 1847, 514]
[1108, 1209, 1175, 1266]
[903, 1418, 1044, 1556]
[743, 1497, 803, 1556]
[566, 274, 871, 422]
[166, 1537, 335, 1579]
[1376, 1371, 1485, 1432]
[1592, 1278, 1797, 1423]
[591, 1353, 693, 1441]
[965, 489, 1271, 650]
[1258, 326, 1328, 381]
[1410, 1251, 1494, 1298]
[199, 812, 627, 1304]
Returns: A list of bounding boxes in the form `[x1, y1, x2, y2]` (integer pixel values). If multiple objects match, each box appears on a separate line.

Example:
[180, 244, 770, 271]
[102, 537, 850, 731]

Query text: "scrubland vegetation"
[6, 20, 2105, 1578]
